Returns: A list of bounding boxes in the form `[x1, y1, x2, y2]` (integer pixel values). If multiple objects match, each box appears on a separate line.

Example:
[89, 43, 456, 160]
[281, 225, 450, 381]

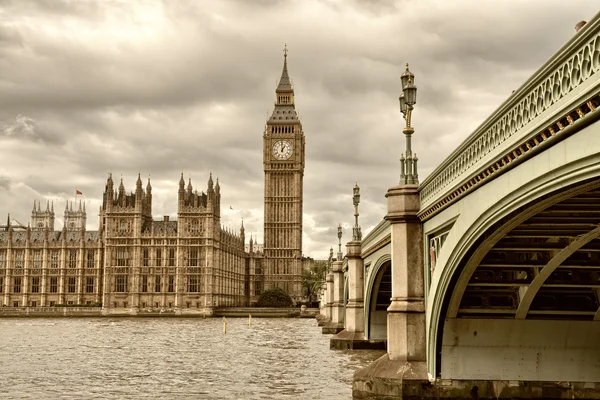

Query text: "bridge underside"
[442, 180, 600, 382]
[460, 186, 600, 320]
[367, 260, 390, 341]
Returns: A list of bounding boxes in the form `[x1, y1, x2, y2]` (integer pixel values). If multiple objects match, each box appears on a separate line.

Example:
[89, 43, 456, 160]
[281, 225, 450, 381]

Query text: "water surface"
[0, 318, 384, 399]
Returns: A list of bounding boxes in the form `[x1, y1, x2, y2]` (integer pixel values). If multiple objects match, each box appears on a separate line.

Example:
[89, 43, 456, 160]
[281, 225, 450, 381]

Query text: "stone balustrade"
[419, 20, 600, 219]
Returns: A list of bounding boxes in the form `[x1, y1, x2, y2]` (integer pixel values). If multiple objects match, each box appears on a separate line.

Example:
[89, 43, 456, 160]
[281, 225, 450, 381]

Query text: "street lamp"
[352, 183, 362, 241]
[399, 63, 419, 185]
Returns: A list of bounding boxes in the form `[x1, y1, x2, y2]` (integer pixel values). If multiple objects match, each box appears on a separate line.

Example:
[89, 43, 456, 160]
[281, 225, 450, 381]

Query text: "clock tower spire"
[262, 46, 306, 303]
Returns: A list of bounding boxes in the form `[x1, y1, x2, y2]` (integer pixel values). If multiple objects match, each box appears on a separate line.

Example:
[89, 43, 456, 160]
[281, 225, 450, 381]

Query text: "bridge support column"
[353, 184, 429, 398]
[331, 242, 381, 349]
[315, 283, 327, 325]
[322, 259, 345, 334]
[318, 274, 333, 327]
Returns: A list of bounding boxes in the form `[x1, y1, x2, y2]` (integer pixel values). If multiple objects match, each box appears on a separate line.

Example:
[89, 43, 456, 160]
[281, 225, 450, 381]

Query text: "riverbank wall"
[0, 306, 319, 318]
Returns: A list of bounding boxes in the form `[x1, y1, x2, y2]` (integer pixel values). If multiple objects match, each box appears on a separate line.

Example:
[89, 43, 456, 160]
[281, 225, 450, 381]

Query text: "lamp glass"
[401, 71, 413, 90]
[399, 93, 406, 114]
[404, 84, 417, 106]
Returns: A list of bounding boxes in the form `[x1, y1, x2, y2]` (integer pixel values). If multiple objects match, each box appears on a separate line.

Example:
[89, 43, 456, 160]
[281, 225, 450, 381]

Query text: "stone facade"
[0, 174, 253, 313]
[262, 49, 306, 302]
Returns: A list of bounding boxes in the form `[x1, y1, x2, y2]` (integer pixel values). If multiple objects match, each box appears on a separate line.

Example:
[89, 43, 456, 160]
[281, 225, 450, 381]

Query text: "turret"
[207, 173, 215, 209]
[240, 219, 245, 243]
[32, 198, 55, 230]
[64, 199, 86, 231]
[146, 178, 152, 215]
[118, 177, 125, 206]
[178, 173, 185, 209]
[136, 173, 143, 195]
[214, 177, 221, 218]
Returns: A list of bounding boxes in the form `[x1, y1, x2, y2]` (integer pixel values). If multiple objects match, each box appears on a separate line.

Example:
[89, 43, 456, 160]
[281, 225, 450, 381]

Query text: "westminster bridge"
[319, 13, 600, 400]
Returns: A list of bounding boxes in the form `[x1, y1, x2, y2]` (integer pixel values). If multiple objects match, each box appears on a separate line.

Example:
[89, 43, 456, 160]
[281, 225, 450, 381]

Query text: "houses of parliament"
[0, 51, 308, 313]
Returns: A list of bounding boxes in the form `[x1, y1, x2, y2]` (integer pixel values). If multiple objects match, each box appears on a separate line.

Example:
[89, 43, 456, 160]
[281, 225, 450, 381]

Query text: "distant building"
[0, 174, 253, 313]
[0, 50, 314, 311]
[262, 47, 306, 302]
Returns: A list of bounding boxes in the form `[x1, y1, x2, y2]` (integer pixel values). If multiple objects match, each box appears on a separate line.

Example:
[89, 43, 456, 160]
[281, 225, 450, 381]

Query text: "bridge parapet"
[419, 16, 600, 219]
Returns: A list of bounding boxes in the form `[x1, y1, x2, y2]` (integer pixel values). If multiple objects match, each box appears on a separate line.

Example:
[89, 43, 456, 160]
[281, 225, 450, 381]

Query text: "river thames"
[0, 317, 384, 399]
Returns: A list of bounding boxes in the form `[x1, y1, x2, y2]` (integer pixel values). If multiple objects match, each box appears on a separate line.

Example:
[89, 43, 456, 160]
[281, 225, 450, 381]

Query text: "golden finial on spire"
[283, 43, 288, 58]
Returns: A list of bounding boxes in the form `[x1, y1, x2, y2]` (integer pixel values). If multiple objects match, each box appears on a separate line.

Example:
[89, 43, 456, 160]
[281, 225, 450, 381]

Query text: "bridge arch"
[364, 254, 391, 340]
[427, 131, 600, 380]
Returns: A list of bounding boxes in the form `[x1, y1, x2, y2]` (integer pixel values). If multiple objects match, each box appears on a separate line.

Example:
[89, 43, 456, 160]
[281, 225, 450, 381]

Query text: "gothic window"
[69, 250, 77, 269]
[115, 275, 128, 293]
[31, 277, 40, 293]
[117, 248, 129, 267]
[51, 251, 59, 269]
[33, 250, 42, 271]
[154, 276, 161, 293]
[156, 249, 162, 267]
[13, 277, 22, 293]
[167, 275, 174, 292]
[86, 277, 94, 293]
[49, 277, 58, 293]
[168, 248, 175, 267]
[67, 277, 76, 293]
[0, 250, 5, 269]
[141, 275, 148, 293]
[15, 251, 23, 271]
[187, 275, 199, 293]
[119, 220, 127, 233]
[0, 277, 3, 293]
[190, 220, 199, 234]
[87, 251, 95, 269]
[143, 248, 149, 267]
[188, 248, 199, 266]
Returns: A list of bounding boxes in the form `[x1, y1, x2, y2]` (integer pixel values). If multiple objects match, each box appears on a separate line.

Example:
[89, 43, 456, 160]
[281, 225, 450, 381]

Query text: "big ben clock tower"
[263, 46, 305, 300]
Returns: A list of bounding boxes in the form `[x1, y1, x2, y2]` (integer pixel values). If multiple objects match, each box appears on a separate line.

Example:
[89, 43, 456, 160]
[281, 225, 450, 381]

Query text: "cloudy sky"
[0, 0, 597, 258]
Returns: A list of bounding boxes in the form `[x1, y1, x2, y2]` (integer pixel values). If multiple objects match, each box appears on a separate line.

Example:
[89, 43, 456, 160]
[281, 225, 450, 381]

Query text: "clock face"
[272, 140, 293, 160]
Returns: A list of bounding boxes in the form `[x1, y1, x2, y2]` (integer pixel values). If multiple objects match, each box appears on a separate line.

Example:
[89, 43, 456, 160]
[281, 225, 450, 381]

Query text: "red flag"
[76, 190, 82, 195]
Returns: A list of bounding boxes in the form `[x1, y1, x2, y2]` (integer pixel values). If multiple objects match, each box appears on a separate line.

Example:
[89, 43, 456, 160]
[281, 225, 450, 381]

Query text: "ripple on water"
[0, 318, 384, 399]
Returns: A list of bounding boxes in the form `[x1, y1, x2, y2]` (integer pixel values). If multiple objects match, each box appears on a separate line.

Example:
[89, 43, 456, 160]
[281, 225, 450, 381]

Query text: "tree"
[257, 287, 294, 308]
[301, 260, 328, 305]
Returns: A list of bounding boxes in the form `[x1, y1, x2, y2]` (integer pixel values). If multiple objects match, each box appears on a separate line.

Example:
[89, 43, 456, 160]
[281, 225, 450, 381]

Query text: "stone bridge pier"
[322, 257, 345, 334]
[351, 14, 600, 399]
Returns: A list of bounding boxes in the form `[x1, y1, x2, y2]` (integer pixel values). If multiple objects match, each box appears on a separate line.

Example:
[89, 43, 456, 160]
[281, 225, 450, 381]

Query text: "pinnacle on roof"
[268, 45, 300, 124]
[276, 44, 293, 93]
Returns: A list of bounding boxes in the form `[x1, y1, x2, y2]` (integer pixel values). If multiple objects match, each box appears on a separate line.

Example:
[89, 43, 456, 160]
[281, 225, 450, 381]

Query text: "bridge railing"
[418, 13, 600, 218]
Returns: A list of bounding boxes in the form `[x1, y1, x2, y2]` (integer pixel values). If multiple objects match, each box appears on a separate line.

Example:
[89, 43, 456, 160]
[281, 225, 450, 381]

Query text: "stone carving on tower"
[31, 200, 55, 230]
[263, 45, 306, 301]
[64, 200, 86, 231]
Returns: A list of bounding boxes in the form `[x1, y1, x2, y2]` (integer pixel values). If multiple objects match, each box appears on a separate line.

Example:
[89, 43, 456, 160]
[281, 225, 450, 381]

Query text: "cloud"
[0, 175, 10, 191]
[0, 0, 597, 258]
